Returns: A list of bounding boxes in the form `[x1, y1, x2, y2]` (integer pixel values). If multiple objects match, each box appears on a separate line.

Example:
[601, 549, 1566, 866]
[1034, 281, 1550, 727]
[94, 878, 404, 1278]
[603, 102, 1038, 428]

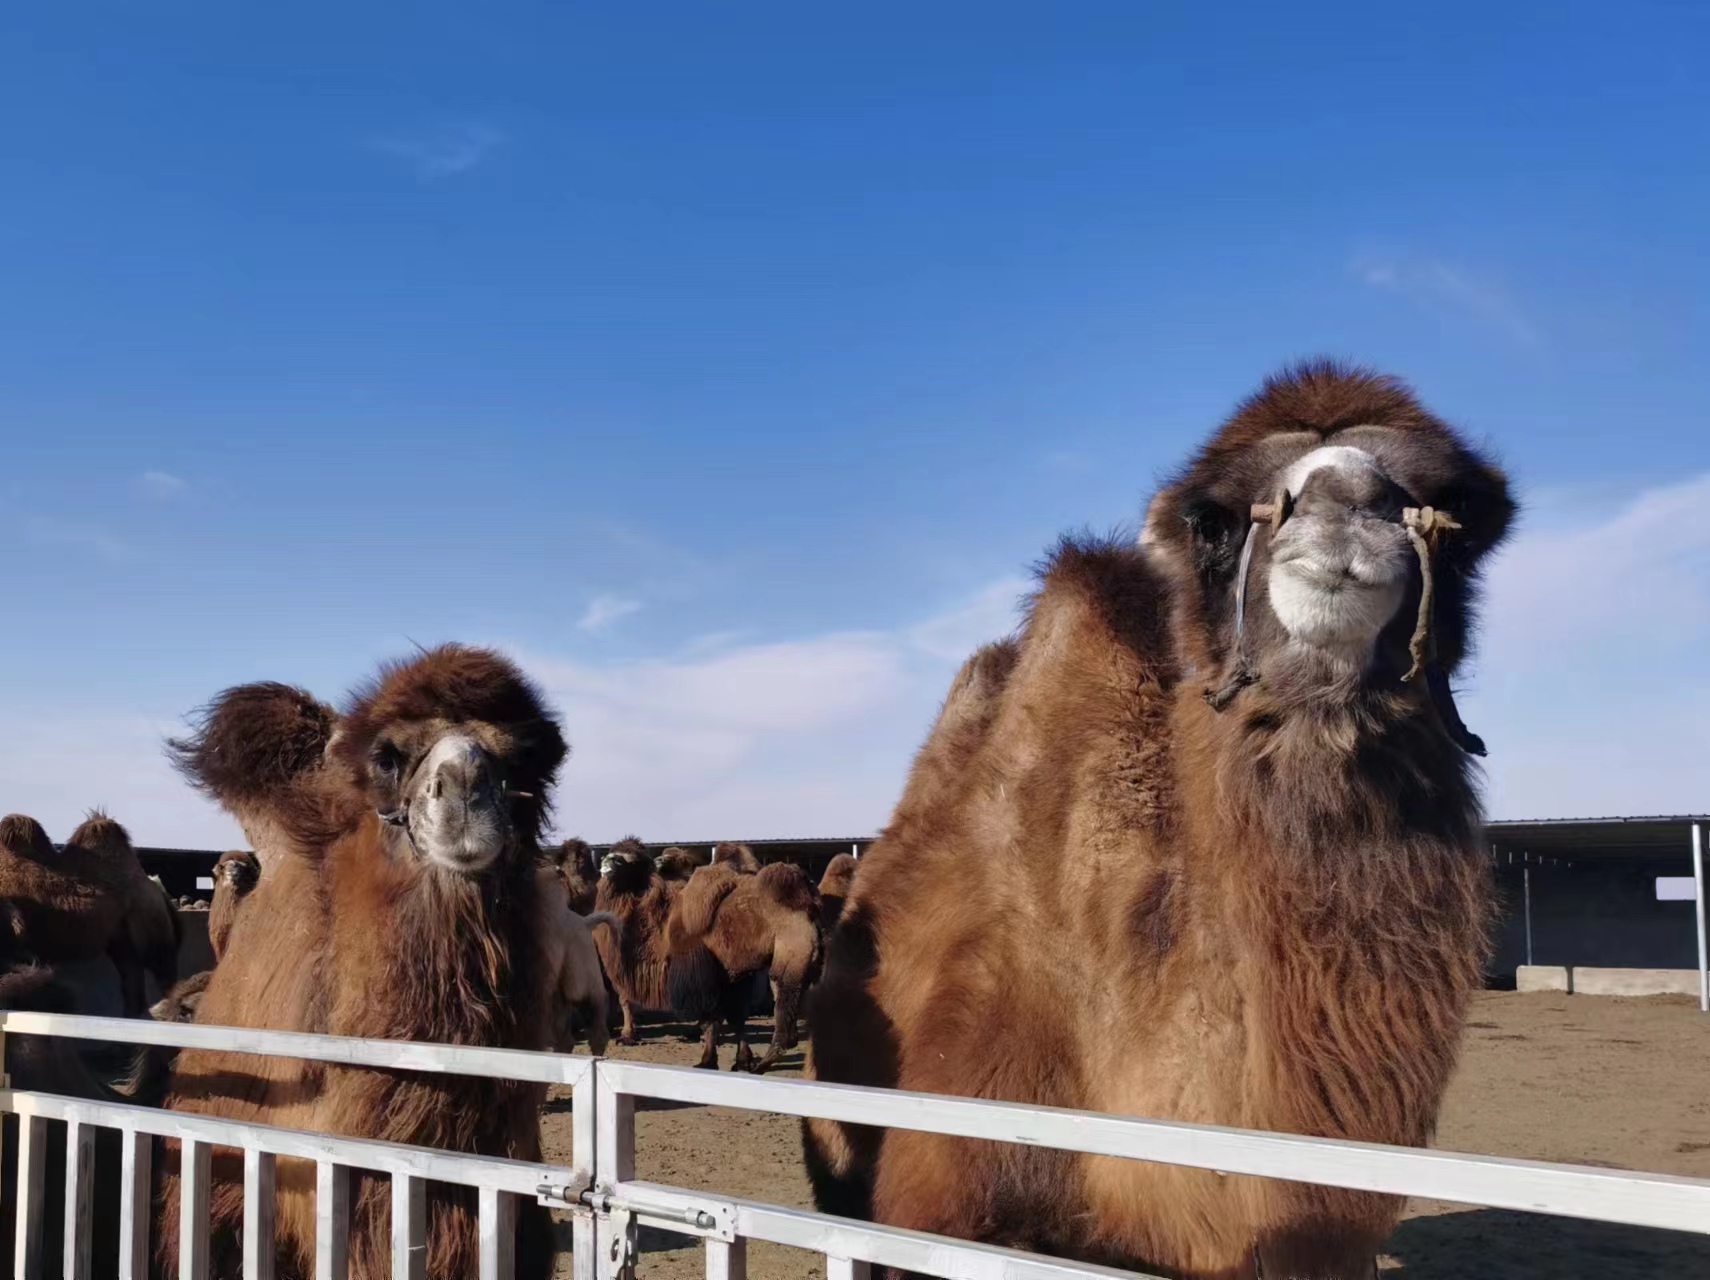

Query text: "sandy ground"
[539, 993, 1710, 1279]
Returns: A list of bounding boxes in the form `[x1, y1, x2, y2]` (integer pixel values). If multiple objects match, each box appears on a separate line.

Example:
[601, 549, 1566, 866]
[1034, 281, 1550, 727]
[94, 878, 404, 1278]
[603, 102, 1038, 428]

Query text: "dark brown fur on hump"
[0, 813, 55, 861]
[712, 841, 761, 875]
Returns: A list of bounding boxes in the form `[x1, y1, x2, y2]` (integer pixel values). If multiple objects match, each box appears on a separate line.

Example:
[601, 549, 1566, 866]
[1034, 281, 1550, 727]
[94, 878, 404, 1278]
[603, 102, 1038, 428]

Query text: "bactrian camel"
[158, 645, 569, 1280]
[805, 362, 1514, 1279]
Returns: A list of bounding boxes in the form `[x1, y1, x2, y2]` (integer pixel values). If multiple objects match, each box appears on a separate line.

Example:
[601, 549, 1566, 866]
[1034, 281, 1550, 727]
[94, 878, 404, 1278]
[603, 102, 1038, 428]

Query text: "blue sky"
[3, 3, 1707, 844]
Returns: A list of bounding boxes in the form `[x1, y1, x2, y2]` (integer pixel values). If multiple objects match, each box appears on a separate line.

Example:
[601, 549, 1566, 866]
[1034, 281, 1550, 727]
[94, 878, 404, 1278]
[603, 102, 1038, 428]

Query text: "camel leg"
[753, 975, 803, 1073]
[693, 1019, 720, 1069]
[615, 994, 639, 1046]
[721, 981, 757, 1073]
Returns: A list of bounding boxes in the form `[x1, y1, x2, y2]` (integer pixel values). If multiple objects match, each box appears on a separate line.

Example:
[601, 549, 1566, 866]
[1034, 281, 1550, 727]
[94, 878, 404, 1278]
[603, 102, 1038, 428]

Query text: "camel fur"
[655, 845, 707, 883]
[711, 841, 761, 875]
[155, 645, 567, 1280]
[535, 865, 619, 1054]
[0, 811, 179, 1016]
[804, 362, 1514, 1280]
[816, 854, 858, 934]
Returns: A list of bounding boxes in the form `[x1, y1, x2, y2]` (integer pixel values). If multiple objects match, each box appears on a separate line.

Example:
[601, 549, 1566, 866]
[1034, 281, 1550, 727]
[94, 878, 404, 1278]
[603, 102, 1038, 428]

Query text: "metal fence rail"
[2, 1010, 1708, 1280]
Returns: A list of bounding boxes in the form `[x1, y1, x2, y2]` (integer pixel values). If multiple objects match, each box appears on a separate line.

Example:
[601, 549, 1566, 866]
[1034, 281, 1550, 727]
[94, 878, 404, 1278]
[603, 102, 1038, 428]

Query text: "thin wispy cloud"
[1465, 470, 1710, 818]
[578, 594, 644, 633]
[21, 514, 132, 563]
[1355, 253, 1543, 348]
[371, 122, 505, 179]
[137, 470, 188, 501]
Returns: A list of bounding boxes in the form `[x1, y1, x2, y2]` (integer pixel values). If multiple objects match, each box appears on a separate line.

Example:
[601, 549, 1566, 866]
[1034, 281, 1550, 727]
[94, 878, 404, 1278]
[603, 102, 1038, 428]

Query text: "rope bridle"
[1202, 494, 1486, 756]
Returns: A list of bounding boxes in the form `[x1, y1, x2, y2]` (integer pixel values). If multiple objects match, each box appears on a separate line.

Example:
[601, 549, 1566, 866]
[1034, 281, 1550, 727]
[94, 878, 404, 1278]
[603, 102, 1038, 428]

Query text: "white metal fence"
[2, 1010, 1708, 1280]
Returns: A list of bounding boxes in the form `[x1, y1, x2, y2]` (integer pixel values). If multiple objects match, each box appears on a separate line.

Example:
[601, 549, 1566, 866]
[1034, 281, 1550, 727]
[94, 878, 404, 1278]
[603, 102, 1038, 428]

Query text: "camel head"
[655, 846, 705, 882]
[213, 849, 260, 895]
[599, 837, 655, 891]
[550, 837, 598, 883]
[1141, 362, 1513, 746]
[712, 841, 761, 875]
[330, 646, 567, 876]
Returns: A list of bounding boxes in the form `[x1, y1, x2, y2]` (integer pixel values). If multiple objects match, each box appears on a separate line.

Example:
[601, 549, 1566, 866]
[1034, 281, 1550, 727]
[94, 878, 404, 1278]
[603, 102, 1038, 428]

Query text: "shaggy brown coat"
[0, 812, 179, 1016]
[655, 846, 707, 883]
[667, 861, 821, 1072]
[711, 841, 761, 875]
[805, 363, 1514, 1280]
[155, 646, 566, 1280]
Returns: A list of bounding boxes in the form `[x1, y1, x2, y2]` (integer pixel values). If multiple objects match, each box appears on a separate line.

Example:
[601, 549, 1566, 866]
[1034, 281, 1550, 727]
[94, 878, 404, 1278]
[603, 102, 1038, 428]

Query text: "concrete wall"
[1517, 964, 1704, 997]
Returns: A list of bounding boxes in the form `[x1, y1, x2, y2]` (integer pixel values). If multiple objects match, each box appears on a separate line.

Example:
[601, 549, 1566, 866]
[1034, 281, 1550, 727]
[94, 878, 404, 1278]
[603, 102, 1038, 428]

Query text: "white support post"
[244, 1148, 278, 1280]
[181, 1139, 213, 1280]
[118, 1128, 152, 1280]
[593, 1071, 636, 1280]
[477, 1187, 516, 1280]
[1523, 863, 1534, 968]
[14, 1114, 47, 1279]
[570, 1066, 598, 1280]
[392, 1174, 427, 1280]
[705, 1238, 747, 1280]
[63, 1118, 95, 1280]
[315, 1162, 350, 1280]
[1694, 821, 1707, 1014]
[825, 1258, 871, 1280]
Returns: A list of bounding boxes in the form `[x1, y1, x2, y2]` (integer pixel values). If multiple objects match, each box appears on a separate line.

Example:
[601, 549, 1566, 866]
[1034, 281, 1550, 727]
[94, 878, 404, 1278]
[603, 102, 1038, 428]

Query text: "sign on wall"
[1657, 877, 1701, 902]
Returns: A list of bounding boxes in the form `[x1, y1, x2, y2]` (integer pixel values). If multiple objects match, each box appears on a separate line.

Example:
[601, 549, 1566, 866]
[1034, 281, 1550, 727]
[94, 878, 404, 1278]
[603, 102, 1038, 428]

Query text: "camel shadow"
[1384, 1209, 1710, 1278]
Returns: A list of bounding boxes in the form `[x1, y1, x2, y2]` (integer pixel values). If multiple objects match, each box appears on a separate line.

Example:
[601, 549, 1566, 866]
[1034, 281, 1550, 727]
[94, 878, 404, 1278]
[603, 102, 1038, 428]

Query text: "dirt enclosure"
[539, 992, 1710, 1279]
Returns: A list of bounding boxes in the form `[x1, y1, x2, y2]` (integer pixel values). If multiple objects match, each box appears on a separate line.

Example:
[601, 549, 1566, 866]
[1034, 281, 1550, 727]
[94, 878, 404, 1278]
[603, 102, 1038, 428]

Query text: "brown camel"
[816, 853, 858, 934]
[208, 849, 260, 961]
[655, 845, 707, 883]
[546, 837, 600, 914]
[804, 362, 1515, 1280]
[667, 860, 821, 1072]
[156, 645, 567, 1280]
[591, 840, 727, 1060]
[711, 841, 761, 874]
[0, 811, 179, 1016]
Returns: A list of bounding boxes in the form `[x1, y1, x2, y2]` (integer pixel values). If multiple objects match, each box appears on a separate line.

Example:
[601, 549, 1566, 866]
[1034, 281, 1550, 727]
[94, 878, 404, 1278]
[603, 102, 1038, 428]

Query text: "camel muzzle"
[1204, 497, 1486, 756]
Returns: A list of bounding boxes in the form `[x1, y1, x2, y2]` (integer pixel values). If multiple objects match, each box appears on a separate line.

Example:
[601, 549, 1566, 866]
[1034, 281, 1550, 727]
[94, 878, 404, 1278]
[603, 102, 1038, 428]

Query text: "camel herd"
[0, 363, 1516, 1280]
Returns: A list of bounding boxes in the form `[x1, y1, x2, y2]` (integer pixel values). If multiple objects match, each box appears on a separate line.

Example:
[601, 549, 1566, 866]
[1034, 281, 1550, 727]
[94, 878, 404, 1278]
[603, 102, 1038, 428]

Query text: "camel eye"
[372, 742, 404, 777]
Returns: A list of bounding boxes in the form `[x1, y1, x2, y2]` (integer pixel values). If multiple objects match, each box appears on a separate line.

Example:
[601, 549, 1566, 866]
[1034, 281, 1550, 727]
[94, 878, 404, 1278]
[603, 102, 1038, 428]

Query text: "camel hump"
[0, 814, 55, 862]
[757, 861, 817, 914]
[712, 842, 761, 875]
[168, 681, 338, 806]
[668, 863, 743, 949]
[818, 853, 858, 898]
[64, 810, 134, 859]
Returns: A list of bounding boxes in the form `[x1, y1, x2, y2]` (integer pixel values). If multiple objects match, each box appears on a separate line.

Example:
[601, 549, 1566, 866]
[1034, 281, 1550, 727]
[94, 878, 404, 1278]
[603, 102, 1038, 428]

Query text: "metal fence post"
[593, 1063, 636, 1280]
[570, 1064, 598, 1280]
